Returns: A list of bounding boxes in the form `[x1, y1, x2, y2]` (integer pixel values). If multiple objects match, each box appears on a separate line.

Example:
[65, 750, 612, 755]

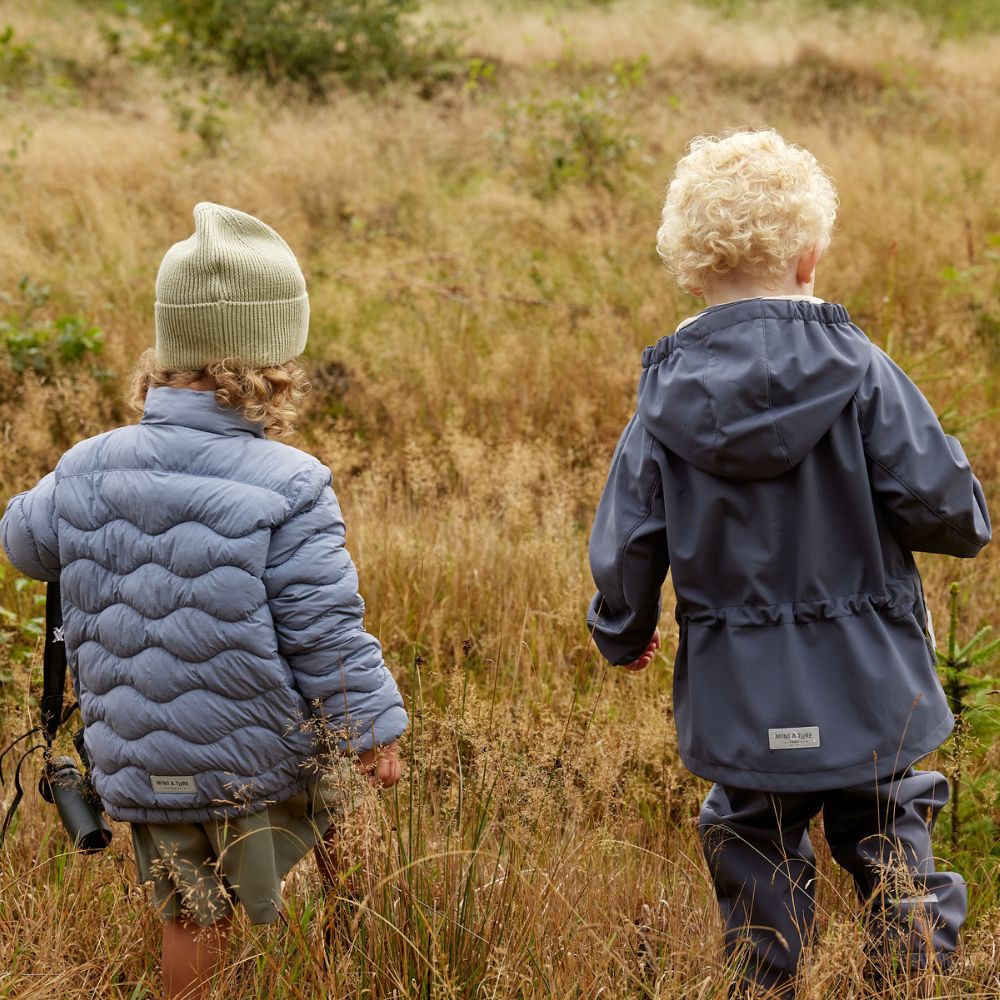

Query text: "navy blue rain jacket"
[588, 299, 991, 791]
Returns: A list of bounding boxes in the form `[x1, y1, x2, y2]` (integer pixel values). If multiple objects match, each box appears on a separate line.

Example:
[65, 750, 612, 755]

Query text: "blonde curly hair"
[656, 129, 838, 294]
[129, 349, 309, 438]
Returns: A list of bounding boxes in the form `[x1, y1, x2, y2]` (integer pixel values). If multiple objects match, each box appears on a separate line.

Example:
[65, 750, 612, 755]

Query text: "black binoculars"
[38, 742, 112, 854]
[1, 583, 114, 853]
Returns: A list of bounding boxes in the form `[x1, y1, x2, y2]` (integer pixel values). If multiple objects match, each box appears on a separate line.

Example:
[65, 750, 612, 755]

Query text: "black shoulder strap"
[0, 580, 63, 780]
[0, 582, 65, 843]
[40, 580, 66, 746]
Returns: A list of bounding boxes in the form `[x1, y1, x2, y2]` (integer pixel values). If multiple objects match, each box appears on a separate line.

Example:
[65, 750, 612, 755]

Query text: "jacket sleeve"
[855, 348, 991, 557]
[587, 413, 669, 666]
[1, 472, 61, 582]
[262, 482, 408, 753]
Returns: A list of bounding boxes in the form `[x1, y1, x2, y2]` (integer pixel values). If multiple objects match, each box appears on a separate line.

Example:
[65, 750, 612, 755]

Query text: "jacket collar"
[673, 297, 850, 346]
[643, 297, 852, 368]
[674, 295, 826, 334]
[140, 387, 265, 438]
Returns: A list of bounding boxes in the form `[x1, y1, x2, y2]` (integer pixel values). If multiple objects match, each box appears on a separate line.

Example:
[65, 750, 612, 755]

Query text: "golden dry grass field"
[0, 0, 998, 997]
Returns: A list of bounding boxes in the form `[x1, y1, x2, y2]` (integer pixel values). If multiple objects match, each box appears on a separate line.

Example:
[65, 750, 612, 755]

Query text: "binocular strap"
[0, 582, 91, 847]
[0, 740, 48, 844]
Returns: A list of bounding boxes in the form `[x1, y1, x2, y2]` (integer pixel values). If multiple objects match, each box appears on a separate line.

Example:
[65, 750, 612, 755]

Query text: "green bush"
[936, 583, 1000, 855]
[0, 25, 42, 94]
[1, 277, 104, 378]
[819, 0, 1000, 35]
[134, 0, 458, 94]
[690, 0, 1000, 34]
[0, 24, 87, 99]
[163, 79, 230, 155]
[496, 57, 647, 198]
[0, 571, 45, 681]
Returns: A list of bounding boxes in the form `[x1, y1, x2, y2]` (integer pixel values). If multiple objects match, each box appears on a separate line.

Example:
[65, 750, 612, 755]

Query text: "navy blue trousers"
[699, 769, 966, 996]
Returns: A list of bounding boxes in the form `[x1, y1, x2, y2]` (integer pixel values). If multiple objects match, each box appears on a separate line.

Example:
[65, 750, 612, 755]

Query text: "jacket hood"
[638, 299, 872, 480]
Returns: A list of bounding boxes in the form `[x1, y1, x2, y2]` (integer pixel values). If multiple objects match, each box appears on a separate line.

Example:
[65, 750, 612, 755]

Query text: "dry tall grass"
[0, 0, 998, 996]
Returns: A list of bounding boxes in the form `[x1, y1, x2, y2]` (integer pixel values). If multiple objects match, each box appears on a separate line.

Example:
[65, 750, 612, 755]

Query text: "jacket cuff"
[587, 594, 661, 666]
[340, 705, 410, 754]
[588, 629, 653, 667]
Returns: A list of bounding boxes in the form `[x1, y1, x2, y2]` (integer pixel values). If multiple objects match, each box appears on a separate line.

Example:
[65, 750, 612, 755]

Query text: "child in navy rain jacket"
[587, 130, 991, 996]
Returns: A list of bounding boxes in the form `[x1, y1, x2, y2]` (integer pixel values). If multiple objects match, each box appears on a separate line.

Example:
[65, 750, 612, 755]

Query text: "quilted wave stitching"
[88, 721, 308, 753]
[75, 637, 269, 664]
[65, 556, 259, 582]
[82, 678, 289, 707]
[81, 600, 266, 624]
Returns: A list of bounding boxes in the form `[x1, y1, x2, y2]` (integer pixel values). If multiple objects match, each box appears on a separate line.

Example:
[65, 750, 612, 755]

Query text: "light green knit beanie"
[154, 202, 309, 369]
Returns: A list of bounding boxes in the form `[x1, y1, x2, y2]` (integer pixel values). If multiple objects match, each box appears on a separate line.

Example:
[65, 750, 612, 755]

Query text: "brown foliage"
[0, 1, 998, 997]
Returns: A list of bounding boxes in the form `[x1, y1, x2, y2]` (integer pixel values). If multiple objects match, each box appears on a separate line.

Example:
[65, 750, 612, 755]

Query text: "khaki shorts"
[131, 764, 354, 927]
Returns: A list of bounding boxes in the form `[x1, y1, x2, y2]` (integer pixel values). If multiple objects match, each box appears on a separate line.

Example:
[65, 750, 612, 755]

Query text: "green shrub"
[496, 57, 647, 198]
[819, 0, 1000, 35]
[0, 25, 42, 95]
[936, 583, 1000, 855]
[1, 277, 104, 378]
[163, 79, 230, 155]
[133, 0, 458, 94]
[0, 24, 92, 101]
[687, 0, 1000, 34]
[0, 571, 45, 680]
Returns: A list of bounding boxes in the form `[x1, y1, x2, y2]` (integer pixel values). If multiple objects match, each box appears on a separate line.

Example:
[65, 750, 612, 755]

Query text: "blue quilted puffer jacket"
[1, 387, 408, 823]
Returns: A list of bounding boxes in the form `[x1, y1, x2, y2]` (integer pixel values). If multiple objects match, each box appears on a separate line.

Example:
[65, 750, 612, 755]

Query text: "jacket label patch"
[899, 893, 939, 906]
[768, 726, 820, 750]
[151, 775, 198, 794]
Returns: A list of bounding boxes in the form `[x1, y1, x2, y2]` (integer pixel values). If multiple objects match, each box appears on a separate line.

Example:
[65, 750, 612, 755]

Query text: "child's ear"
[796, 242, 824, 287]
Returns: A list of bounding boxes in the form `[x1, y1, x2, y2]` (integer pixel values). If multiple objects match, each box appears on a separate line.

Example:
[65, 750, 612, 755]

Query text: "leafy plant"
[0, 25, 43, 95]
[132, 0, 459, 95]
[818, 0, 1000, 37]
[496, 57, 647, 198]
[686, 0, 1000, 35]
[163, 79, 230, 154]
[0, 24, 89, 101]
[463, 56, 496, 95]
[1, 277, 104, 378]
[0, 569, 45, 684]
[2, 122, 32, 175]
[935, 582, 1000, 853]
[941, 231, 1000, 380]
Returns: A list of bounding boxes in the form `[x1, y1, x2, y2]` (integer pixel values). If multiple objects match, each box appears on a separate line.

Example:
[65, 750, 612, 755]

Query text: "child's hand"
[622, 629, 661, 672]
[356, 741, 403, 788]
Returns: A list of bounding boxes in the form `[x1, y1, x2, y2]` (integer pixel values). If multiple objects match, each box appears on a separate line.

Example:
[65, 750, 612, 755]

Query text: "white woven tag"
[150, 775, 197, 794]
[768, 727, 820, 750]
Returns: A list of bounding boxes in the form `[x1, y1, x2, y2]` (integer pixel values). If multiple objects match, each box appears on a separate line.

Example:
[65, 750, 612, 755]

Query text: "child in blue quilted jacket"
[0, 202, 408, 998]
